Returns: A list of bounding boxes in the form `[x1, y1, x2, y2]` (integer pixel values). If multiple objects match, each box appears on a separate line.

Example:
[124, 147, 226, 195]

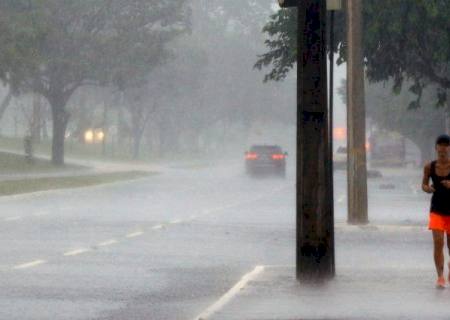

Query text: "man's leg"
[433, 230, 445, 277]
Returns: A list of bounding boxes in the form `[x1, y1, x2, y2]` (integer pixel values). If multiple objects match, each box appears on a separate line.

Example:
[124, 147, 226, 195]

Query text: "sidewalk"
[208, 225, 450, 320]
[210, 265, 450, 320]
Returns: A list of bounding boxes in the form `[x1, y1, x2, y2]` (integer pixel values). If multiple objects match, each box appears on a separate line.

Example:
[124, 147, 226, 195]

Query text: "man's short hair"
[436, 134, 450, 146]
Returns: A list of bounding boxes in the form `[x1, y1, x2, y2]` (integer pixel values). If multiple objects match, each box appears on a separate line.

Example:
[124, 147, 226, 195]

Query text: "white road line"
[192, 265, 265, 320]
[98, 239, 118, 247]
[64, 248, 91, 256]
[126, 231, 144, 238]
[170, 219, 182, 224]
[5, 216, 22, 221]
[152, 224, 164, 230]
[14, 259, 46, 270]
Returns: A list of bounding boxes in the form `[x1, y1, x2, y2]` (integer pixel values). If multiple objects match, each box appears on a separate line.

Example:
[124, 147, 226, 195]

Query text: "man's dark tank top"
[430, 161, 450, 216]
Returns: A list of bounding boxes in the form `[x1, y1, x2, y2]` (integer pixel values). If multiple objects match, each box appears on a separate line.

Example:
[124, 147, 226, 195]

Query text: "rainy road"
[0, 161, 432, 319]
[0, 162, 297, 320]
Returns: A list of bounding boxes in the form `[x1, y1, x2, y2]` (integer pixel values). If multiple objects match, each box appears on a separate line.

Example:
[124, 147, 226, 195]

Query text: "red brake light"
[246, 153, 258, 160]
[272, 154, 285, 160]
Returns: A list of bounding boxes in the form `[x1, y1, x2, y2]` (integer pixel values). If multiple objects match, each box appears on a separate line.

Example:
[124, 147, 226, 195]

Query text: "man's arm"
[422, 163, 435, 193]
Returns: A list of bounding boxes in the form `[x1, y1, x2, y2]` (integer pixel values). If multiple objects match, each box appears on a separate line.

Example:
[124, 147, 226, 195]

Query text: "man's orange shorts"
[428, 212, 450, 233]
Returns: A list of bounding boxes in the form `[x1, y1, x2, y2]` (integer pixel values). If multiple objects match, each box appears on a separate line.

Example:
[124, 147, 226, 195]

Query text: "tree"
[366, 82, 446, 165]
[123, 87, 158, 159]
[196, 0, 290, 117]
[196, 0, 272, 35]
[254, 8, 298, 82]
[153, 38, 209, 154]
[362, 1, 450, 110]
[0, 0, 189, 165]
[256, 0, 450, 110]
[254, 6, 345, 81]
[339, 78, 447, 165]
[0, 87, 12, 122]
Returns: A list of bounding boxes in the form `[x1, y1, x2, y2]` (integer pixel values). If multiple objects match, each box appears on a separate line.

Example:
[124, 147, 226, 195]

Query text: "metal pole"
[328, 8, 336, 275]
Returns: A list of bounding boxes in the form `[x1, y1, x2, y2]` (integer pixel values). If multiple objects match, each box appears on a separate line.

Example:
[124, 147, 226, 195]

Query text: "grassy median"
[0, 171, 154, 196]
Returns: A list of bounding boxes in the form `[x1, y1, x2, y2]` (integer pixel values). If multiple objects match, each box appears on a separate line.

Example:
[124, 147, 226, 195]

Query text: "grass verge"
[0, 151, 85, 174]
[0, 171, 154, 197]
[0, 136, 217, 165]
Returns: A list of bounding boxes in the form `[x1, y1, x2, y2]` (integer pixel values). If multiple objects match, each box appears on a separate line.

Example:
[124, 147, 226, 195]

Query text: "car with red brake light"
[245, 145, 287, 177]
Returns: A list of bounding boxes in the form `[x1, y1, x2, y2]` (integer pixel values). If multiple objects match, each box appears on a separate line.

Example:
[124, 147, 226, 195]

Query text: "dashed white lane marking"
[170, 219, 182, 224]
[126, 231, 144, 238]
[152, 224, 164, 230]
[98, 239, 118, 247]
[5, 216, 22, 221]
[14, 259, 47, 270]
[192, 265, 265, 320]
[64, 248, 91, 256]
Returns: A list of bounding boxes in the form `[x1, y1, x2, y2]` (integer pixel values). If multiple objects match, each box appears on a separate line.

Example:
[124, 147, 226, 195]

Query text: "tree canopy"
[0, 0, 190, 164]
[256, 0, 450, 108]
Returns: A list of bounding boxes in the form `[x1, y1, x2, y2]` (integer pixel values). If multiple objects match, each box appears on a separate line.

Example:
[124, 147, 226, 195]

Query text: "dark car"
[245, 145, 287, 177]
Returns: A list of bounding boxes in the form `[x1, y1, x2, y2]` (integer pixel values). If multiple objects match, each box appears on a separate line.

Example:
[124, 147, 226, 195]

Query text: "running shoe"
[436, 276, 446, 289]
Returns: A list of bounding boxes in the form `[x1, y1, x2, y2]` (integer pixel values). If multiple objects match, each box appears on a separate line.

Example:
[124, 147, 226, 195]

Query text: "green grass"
[0, 135, 212, 164]
[0, 171, 154, 196]
[0, 136, 117, 161]
[0, 151, 85, 174]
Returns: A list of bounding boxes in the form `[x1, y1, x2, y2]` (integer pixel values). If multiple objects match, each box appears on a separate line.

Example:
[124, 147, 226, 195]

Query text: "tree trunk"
[102, 100, 108, 157]
[75, 96, 90, 143]
[117, 92, 128, 146]
[49, 95, 69, 166]
[0, 89, 12, 122]
[42, 117, 49, 140]
[159, 119, 171, 156]
[31, 93, 42, 143]
[132, 127, 143, 160]
[130, 104, 142, 160]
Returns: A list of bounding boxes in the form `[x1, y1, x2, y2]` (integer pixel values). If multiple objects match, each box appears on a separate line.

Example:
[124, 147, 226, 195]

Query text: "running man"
[422, 134, 450, 288]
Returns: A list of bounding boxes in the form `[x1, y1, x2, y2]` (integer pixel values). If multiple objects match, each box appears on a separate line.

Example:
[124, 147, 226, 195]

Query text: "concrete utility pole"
[346, 0, 368, 224]
[280, 0, 335, 281]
